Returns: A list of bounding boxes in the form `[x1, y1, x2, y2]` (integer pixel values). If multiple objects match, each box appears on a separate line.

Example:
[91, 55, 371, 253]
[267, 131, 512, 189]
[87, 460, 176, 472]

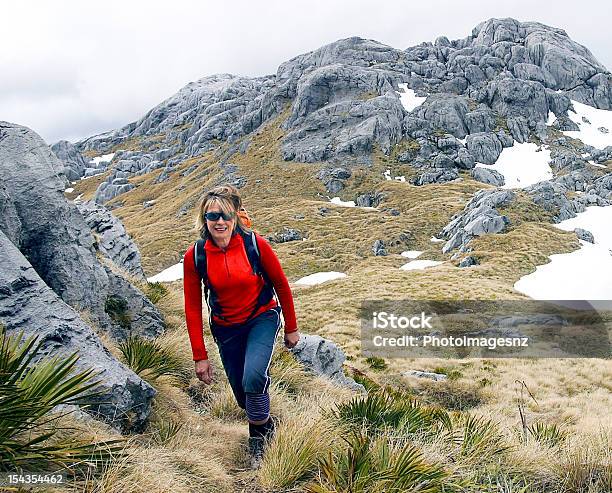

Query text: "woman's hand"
[284, 330, 300, 349]
[195, 359, 213, 384]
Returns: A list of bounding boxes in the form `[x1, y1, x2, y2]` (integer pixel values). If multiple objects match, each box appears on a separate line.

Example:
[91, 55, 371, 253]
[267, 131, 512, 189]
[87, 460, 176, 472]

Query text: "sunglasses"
[204, 211, 235, 221]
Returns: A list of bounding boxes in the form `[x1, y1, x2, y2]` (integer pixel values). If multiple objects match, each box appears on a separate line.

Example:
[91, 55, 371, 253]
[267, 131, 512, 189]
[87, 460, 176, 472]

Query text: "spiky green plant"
[0, 326, 125, 472]
[458, 414, 509, 462]
[307, 431, 465, 493]
[155, 418, 184, 445]
[526, 422, 567, 448]
[365, 356, 387, 370]
[144, 282, 168, 304]
[331, 390, 452, 440]
[118, 335, 185, 383]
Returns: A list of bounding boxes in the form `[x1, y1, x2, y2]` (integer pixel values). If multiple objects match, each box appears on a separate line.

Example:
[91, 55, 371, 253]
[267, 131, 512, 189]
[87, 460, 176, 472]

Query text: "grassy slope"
[65, 114, 611, 492]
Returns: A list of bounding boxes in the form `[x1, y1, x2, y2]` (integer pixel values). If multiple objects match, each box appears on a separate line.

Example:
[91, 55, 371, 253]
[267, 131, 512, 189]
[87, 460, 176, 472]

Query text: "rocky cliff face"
[58, 18, 612, 208]
[0, 122, 165, 431]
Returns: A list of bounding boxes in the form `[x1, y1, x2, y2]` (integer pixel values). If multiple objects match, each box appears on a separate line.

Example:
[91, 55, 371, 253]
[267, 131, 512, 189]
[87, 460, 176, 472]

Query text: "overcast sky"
[1, 0, 610, 144]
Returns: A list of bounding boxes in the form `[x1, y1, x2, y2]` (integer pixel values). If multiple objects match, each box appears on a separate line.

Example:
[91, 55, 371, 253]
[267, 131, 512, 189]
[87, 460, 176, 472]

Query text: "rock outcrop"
[0, 230, 155, 432]
[77, 201, 146, 279]
[70, 18, 612, 203]
[0, 122, 166, 430]
[51, 140, 88, 181]
[0, 122, 163, 340]
[290, 334, 365, 392]
[441, 189, 515, 253]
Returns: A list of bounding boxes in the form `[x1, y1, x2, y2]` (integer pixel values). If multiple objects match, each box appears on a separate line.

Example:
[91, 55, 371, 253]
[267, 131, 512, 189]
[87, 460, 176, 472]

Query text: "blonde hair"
[195, 184, 251, 240]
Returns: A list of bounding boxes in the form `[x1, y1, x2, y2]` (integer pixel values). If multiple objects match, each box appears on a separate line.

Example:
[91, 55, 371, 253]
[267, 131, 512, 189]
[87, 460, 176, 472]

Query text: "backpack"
[237, 207, 252, 229]
[193, 229, 277, 327]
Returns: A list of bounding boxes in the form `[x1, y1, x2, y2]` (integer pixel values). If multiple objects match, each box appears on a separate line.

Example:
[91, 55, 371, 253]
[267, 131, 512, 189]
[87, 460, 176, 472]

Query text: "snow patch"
[397, 83, 427, 112]
[89, 152, 116, 165]
[330, 197, 356, 207]
[383, 169, 406, 182]
[475, 143, 552, 189]
[64, 187, 74, 193]
[563, 100, 612, 149]
[400, 260, 443, 271]
[430, 236, 444, 243]
[294, 272, 347, 286]
[147, 262, 184, 283]
[514, 206, 612, 299]
[401, 250, 423, 259]
[73, 193, 84, 203]
[329, 197, 377, 210]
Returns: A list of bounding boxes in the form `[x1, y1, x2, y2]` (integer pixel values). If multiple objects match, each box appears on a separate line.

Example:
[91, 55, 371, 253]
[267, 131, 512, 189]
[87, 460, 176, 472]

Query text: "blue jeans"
[210, 306, 281, 416]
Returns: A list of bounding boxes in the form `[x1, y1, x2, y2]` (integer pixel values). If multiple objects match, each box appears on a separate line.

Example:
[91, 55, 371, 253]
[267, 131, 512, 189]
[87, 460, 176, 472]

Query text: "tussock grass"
[91, 444, 233, 493]
[258, 416, 339, 489]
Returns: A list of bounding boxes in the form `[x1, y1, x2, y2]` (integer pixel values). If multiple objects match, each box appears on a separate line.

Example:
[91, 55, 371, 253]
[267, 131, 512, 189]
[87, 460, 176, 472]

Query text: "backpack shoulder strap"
[241, 230, 263, 276]
[193, 239, 207, 283]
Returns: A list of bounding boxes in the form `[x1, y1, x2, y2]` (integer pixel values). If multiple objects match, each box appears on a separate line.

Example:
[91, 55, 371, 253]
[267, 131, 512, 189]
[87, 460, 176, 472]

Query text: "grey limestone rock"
[470, 166, 506, 186]
[459, 255, 479, 267]
[51, 140, 88, 181]
[283, 92, 404, 163]
[403, 370, 447, 381]
[290, 334, 365, 392]
[0, 229, 155, 432]
[441, 189, 515, 252]
[574, 228, 594, 243]
[465, 107, 496, 134]
[355, 191, 384, 207]
[455, 147, 476, 169]
[372, 239, 388, 256]
[466, 132, 503, 164]
[0, 122, 164, 340]
[411, 169, 459, 186]
[413, 94, 469, 139]
[268, 227, 304, 243]
[77, 201, 146, 279]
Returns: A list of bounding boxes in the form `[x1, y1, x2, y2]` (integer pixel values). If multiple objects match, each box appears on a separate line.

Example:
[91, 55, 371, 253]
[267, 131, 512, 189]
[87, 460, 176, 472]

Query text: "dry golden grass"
[258, 416, 341, 490]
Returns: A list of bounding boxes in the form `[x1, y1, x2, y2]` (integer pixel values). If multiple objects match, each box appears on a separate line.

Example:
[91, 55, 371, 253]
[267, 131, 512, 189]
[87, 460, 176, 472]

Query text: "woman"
[183, 184, 300, 468]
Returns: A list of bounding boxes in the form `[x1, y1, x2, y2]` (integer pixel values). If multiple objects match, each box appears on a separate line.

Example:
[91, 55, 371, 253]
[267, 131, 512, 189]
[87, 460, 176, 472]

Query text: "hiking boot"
[248, 436, 265, 470]
[263, 414, 277, 442]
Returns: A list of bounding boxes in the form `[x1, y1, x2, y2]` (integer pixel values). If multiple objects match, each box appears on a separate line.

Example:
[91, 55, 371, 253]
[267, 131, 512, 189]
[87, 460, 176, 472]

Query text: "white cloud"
[1, 0, 610, 144]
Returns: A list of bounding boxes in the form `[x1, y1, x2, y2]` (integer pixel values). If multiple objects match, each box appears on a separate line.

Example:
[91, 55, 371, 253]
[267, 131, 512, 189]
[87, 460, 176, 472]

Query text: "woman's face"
[205, 203, 235, 244]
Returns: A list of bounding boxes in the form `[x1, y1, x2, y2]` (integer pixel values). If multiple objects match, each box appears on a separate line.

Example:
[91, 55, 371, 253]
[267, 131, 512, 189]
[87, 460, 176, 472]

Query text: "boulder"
[372, 239, 388, 256]
[574, 227, 594, 243]
[403, 370, 447, 381]
[441, 189, 515, 252]
[0, 229, 155, 432]
[466, 132, 503, 164]
[268, 227, 304, 243]
[470, 166, 506, 186]
[0, 122, 164, 339]
[290, 334, 365, 392]
[459, 255, 479, 267]
[464, 107, 496, 134]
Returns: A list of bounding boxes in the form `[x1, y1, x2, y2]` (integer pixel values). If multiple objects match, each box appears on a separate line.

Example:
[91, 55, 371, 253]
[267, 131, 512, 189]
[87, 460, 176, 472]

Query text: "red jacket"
[183, 231, 297, 361]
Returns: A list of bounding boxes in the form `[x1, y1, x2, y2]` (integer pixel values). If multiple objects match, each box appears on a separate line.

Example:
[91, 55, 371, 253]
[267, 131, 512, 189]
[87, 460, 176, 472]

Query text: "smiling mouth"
[214, 226, 228, 232]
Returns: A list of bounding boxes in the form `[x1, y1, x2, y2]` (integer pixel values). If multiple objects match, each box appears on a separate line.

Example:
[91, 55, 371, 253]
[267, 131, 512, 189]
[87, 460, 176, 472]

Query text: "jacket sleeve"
[256, 234, 298, 333]
[183, 244, 208, 361]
